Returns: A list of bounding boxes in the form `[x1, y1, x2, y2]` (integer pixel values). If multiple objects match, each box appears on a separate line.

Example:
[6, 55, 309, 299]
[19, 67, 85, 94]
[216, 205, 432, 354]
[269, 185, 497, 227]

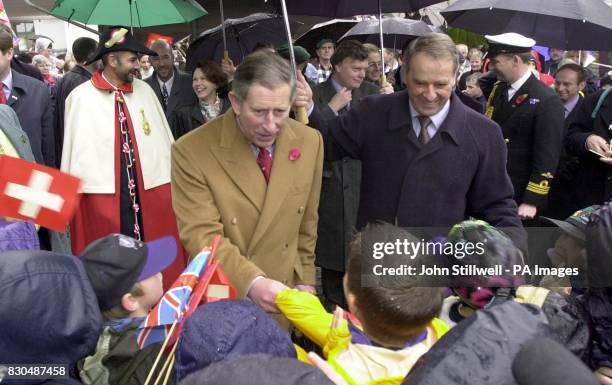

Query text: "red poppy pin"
[515, 94, 528, 105]
[289, 148, 301, 161]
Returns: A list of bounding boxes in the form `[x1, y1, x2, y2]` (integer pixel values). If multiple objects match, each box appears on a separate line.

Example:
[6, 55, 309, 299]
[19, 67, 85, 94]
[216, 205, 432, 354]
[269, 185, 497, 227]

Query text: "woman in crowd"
[32, 54, 59, 92]
[168, 60, 229, 139]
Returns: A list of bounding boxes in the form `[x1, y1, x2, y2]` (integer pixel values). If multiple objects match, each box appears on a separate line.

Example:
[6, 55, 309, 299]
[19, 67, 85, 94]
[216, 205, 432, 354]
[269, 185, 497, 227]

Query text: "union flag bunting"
[0, 155, 81, 231]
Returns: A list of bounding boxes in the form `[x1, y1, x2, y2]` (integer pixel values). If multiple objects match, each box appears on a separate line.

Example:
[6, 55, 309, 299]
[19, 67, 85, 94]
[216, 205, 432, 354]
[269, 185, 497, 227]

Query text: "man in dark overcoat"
[565, 88, 612, 209]
[312, 40, 379, 309]
[298, 32, 526, 250]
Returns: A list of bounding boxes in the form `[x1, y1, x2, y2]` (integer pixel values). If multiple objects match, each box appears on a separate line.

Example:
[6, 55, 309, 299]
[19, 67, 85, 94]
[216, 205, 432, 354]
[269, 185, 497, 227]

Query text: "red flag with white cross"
[0, 155, 81, 231]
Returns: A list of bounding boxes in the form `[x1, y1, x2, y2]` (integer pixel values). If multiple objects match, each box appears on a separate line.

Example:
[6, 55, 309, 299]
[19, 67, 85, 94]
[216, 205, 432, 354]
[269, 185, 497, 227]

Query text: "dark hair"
[556, 62, 588, 84]
[330, 40, 368, 67]
[72, 37, 98, 63]
[346, 223, 444, 347]
[0, 24, 13, 54]
[194, 60, 228, 88]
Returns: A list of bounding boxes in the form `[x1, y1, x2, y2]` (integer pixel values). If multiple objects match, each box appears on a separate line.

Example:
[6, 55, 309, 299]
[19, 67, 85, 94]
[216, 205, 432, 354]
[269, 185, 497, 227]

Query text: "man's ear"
[578, 81, 586, 92]
[120, 292, 139, 313]
[346, 291, 359, 318]
[228, 91, 241, 115]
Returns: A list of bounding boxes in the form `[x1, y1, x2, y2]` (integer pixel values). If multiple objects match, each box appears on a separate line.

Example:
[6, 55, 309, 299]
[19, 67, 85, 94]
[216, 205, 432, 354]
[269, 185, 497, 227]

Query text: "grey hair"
[32, 54, 50, 66]
[231, 52, 296, 102]
[403, 32, 460, 75]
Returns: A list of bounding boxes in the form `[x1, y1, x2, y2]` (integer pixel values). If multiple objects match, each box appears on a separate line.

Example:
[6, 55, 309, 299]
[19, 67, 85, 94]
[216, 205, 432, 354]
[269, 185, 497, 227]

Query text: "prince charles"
[171, 52, 323, 315]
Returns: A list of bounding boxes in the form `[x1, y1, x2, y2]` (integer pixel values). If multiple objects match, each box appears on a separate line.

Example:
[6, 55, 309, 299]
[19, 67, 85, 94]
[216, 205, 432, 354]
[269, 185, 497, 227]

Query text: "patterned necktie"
[161, 83, 169, 106]
[257, 147, 273, 183]
[0, 83, 7, 104]
[418, 115, 431, 145]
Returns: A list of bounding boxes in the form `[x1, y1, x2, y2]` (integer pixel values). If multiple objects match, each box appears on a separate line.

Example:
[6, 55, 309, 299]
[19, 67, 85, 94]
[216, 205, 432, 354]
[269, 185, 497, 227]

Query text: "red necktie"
[0, 84, 7, 104]
[257, 147, 273, 183]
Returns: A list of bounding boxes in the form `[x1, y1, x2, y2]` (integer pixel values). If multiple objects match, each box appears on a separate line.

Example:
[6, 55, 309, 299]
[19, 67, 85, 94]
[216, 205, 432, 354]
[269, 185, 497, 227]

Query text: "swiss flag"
[0, 155, 81, 231]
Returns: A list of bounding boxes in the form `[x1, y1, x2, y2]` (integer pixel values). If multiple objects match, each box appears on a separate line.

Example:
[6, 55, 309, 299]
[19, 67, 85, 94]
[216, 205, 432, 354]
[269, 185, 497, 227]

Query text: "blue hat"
[175, 300, 295, 382]
[80, 234, 176, 311]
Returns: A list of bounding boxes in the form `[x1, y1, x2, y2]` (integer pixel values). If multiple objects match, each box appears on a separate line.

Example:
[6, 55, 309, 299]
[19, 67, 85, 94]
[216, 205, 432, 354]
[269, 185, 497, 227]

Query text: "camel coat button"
[298, 206, 304, 214]
[231, 217, 237, 225]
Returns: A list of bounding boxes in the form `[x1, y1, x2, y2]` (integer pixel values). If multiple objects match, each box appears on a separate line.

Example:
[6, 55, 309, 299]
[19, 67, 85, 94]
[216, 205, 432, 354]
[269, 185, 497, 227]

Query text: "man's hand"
[292, 71, 313, 112]
[308, 352, 349, 385]
[221, 57, 236, 79]
[587, 134, 611, 156]
[294, 284, 316, 294]
[518, 203, 537, 220]
[247, 277, 288, 313]
[595, 367, 612, 385]
[328, 87, 352, 113]
[379, 82, 394, 95]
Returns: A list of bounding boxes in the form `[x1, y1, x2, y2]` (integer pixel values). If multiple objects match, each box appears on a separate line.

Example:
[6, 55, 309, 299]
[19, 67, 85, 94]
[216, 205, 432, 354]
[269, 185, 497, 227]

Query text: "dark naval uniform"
[488, 74, 564, 209]
[484, 32, 564, 212]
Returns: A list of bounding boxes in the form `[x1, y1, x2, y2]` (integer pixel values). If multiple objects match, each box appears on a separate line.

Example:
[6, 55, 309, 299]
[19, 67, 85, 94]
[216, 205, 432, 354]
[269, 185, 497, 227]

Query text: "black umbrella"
[286, 0, 442, 85]
[295, 19, 358, 56]
[185, 13, 302, 70]
[441, 0, 612, 50]
[286, 0, 444, 18]
[340, 17, 439, 49]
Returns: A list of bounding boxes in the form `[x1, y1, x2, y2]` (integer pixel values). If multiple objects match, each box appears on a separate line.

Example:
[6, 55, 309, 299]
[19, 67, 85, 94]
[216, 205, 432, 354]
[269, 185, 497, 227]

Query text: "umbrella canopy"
[441, 0, 612, 50]
[340, 17, 439, 48]
[295, 19, 358, 56]
[186, 13, 301, 70]
[49, 0, 208, 28]
[286, 0, 444, 17]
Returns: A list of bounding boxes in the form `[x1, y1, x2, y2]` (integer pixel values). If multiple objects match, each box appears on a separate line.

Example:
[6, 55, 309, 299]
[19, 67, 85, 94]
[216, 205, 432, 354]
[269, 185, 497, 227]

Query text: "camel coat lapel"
[210, 111, 267, 212]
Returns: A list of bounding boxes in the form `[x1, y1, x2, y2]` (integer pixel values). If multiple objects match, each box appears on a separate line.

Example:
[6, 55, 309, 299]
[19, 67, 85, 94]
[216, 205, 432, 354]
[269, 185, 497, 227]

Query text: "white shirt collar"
[157, 72, 175, 92]
[508, 69, 532, 100]
[408, 98, 451, 133]
[2, 69, 13, 90]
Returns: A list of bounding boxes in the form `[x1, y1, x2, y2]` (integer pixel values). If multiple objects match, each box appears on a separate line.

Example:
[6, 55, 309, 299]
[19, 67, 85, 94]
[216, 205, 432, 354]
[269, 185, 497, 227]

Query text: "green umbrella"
[50, 0, 208, 28]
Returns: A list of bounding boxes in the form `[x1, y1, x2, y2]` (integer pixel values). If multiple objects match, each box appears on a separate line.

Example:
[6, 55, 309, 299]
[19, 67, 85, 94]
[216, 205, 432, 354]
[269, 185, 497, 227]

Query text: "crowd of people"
[1, 19, 612, 385]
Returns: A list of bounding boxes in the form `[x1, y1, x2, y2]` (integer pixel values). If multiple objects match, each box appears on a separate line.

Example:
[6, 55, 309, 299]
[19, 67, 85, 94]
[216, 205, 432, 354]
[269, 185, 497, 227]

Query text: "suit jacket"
[167, 96, 230, 140]
[309, 90, 527, 250]
[312, 77, 378, 272]
[566, 89, 612, 209]
[8, 69, 55, 167]
[491, 73, 565, 209]
[145, 69, 197, 119]
[53, 64, 93, 168]
[171, 109, 324, 297]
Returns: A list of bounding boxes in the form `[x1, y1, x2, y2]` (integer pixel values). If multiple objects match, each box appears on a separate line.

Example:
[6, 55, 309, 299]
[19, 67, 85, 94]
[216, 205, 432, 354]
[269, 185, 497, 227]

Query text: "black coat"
[53, 64, 93, 167]
[311, 78, 379, 272]
[144, 69, 197, 119]
[491, 73, 565, 209]
[565, 89, 612, 208]
[168, 96, 230, 140]
[8, 70, 55, 167]
[309, 90, 527, 250]
[544, 95, 584, 219]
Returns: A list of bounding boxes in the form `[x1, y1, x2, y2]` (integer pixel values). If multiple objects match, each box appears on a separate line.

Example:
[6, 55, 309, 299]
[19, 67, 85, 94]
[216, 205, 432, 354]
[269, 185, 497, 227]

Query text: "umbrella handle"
[296, 106, 309, 125]
[224, 50, 229, 61]
[380, 74, 388, 86]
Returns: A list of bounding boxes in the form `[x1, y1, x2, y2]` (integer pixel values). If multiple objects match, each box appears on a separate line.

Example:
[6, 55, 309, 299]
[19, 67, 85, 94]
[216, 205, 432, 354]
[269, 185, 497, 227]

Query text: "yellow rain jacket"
[276, 290, 449, 385]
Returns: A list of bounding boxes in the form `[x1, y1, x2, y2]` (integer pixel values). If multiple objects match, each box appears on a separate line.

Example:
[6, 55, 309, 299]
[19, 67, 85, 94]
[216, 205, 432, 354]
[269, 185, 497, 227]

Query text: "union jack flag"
[136, 249, 211, 349]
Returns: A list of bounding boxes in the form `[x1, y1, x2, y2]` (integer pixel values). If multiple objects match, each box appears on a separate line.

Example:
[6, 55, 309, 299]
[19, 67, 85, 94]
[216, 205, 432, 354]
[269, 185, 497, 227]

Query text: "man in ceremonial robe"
[61, 28, 186, 286]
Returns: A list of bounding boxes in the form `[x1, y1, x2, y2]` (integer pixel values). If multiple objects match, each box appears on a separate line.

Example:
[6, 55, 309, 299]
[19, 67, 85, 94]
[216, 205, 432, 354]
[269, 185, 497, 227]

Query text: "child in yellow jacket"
[275, 223, 449, 385]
